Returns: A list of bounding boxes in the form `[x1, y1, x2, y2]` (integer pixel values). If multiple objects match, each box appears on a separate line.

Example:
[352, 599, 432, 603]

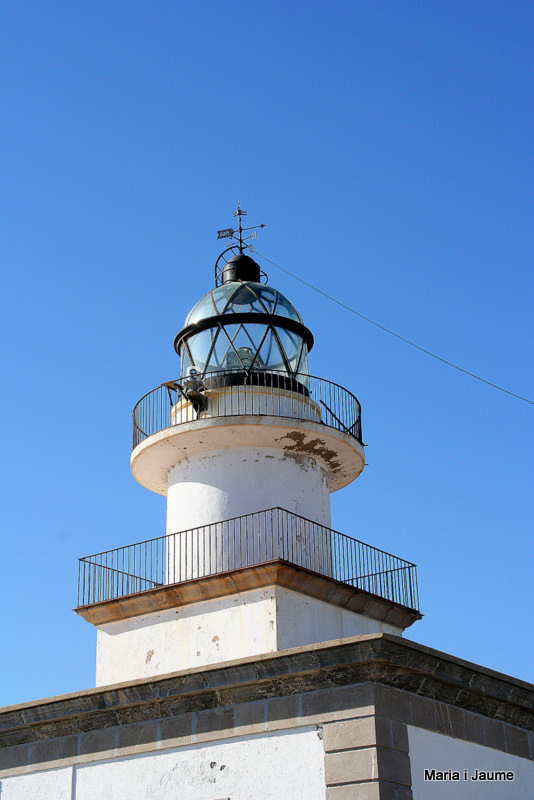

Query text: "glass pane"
[223, 284, 268, 314]
[275, 327, 305, 370]
[225, 284, 256, 311]
[220, 327, 256, 370]
[257, 330, 286, 371]
[271, 293, 303, 322]
[295, 346, 309, 376]
[214, 283, 244, 314]
[185, 292, 218, 325]
[233, 323, 267, 351]
[180, 348, 192, 377]
[225, 345, 256, 370]
[249, 284, 277, 313]
[257, 328, 277, 366]
[280, 327, 302, 354]
[213, 324, 242, 369]
[186, 328, 219, 372]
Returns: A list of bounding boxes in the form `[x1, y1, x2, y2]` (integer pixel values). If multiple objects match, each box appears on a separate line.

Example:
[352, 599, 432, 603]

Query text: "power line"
[255, 250, 534, 406]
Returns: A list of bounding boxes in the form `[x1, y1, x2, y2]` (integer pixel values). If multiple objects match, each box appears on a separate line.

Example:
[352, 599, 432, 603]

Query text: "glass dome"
[185, 282, 304, 326]
[175, 281, 313, 380]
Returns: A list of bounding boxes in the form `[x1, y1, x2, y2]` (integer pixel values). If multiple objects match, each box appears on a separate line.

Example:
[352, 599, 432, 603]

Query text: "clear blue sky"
[1, 1, 532, 706]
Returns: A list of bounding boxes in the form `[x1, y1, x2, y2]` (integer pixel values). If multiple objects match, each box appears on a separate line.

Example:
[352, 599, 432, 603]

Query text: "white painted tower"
[77, 209, 421, 686]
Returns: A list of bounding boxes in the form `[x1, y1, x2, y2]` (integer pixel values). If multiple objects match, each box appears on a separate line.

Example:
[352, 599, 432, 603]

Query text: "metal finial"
[217, 204, 265, 253]
[233, 201, 247, 253]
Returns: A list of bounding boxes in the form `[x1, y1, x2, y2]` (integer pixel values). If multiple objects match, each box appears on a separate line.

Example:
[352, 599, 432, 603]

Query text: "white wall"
[95, 585, 402, 685]
[95, 587, 278, 686]
[409, 726, 534, 799]
[275, 587, 403, 650]
[0, 766, 73, 800]
[166, 446, 331, 533]
[76, 728, 325, 800]
[0, 728, 326, 800]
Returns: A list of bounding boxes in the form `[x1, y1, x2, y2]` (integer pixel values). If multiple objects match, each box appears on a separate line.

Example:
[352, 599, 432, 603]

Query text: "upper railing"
[77, 507, 419, 612]
[132, 370, 362, 449]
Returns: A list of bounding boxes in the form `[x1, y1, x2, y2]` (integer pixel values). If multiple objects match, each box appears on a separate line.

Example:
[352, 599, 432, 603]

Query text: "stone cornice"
[74, 561, 421, 629]
[1, 634, 533, 748]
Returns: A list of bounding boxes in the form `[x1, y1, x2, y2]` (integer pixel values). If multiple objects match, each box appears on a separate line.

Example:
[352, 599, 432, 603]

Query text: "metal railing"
[132, 370, 362, 449]
[77, 508, 419, 611]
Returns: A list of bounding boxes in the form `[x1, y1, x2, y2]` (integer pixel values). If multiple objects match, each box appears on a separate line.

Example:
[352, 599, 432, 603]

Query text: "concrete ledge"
[130, 415, 365, 495]
[74, 561, 421, 629]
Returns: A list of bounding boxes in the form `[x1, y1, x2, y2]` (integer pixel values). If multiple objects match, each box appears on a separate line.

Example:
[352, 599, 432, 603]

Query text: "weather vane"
[217, 202, 265, 253]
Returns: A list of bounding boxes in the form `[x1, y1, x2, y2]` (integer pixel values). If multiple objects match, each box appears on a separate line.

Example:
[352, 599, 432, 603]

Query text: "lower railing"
[77, 508, 419, 611]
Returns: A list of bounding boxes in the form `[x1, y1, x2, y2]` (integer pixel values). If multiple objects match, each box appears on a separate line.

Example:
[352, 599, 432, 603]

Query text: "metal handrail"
[132, 370, 362, 449]
[77, 507, 419, 612]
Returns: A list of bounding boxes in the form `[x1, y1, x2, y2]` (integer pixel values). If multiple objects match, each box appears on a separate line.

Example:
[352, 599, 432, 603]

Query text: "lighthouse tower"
[76, 208, 420, 686]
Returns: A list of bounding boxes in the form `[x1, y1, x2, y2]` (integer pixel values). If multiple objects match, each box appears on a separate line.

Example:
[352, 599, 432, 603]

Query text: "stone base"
[2, 634, 533, 799]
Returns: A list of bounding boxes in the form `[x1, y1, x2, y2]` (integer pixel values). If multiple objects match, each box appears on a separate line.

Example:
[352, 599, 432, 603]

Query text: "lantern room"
[174, 251, 314, 384]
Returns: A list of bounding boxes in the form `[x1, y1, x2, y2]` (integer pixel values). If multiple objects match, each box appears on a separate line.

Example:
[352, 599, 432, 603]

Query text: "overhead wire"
[255, 250, 533, 406]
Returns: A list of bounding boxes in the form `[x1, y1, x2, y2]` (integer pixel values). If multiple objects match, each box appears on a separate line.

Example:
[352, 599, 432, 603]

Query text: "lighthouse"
[76, 207, 421, 686]
[5, 214, 533, 800]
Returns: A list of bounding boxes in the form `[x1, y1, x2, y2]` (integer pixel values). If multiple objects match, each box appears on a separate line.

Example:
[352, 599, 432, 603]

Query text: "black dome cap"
[222, 253, 261, 284]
